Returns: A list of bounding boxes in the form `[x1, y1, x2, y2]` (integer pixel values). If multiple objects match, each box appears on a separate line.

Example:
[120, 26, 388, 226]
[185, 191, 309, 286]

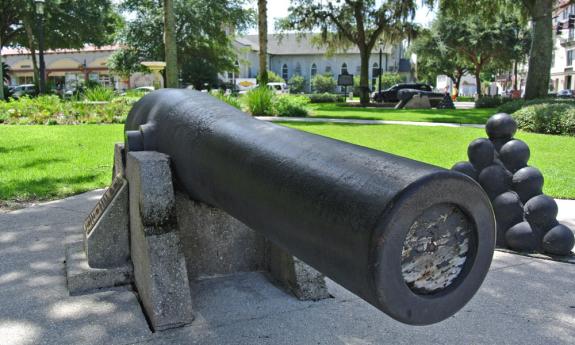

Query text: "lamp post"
[35, 0, 46, 95]
[378, 39, 386, 102]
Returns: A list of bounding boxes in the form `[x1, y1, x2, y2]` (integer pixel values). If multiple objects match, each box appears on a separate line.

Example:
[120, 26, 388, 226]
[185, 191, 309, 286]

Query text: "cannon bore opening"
[401, 203, 475, 295]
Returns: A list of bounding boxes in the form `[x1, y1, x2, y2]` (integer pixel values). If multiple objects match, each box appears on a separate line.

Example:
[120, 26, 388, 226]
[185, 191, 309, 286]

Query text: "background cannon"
[124, 89, 495, 326]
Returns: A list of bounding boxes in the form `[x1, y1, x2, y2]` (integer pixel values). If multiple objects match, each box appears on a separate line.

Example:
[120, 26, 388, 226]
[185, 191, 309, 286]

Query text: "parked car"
[371, 83, 433, 103]
[557, 89, 573, 98]
[10, 84, 37, 99]
[267, 82, 288, 94]
[135, 86, 155, 93]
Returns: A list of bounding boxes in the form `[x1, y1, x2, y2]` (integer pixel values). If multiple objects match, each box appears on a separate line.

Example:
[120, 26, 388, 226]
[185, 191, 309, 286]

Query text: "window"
[282, 64, 288, 80]
[341, 63, 348, 75]
[552, 51, 556, 67]
[295, 62, 302, 75]
[356, 65, 360, 74]
[311, 63, 317, 77]
[568, 50, 574, 66]
[325, 65, 332, 74]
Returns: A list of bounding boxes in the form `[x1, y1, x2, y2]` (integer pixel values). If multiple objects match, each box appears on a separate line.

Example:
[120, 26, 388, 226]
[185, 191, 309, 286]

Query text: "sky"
[248, 0, 437, 34]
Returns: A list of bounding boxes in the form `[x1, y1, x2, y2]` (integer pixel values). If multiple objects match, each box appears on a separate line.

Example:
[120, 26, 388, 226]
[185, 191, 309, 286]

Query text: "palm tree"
[2, 62, 10, 84]
[164, 0, 178, 88]
[258, 0, 268, 85]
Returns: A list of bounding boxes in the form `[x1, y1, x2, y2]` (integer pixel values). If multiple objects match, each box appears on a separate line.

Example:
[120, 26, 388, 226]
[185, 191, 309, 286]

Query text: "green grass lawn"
[0, 125, 124, 207]
[283, 122, 575, 200]
[308, 103, 495, 124]
[1, 123, 574, 208]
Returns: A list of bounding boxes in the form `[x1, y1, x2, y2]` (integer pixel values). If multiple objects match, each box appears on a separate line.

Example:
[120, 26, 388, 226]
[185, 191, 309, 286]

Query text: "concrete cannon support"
[126, 151, 193, 331]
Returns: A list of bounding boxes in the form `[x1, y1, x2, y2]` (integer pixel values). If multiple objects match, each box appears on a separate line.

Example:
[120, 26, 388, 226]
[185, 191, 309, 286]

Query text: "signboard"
[338, 74, 354, 86]
[84, 176, 126, 235]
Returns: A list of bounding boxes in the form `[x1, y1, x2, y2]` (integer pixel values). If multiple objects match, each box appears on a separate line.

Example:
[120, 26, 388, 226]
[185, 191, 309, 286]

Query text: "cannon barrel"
[125, 89, 495, 325]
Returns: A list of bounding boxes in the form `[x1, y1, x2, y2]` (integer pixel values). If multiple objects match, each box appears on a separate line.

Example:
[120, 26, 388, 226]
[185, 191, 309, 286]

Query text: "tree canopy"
[436, 0, 553, 99]
[113, 0, 255, 89]
[278, 0, 428, 105]
[417, 8, 529, 97]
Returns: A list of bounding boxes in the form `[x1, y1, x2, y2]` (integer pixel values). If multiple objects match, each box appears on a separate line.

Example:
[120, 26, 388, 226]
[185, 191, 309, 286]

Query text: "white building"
[551, 0, 575, 92]
[2, 34, 414, 92]
[228, 34, 414, 92]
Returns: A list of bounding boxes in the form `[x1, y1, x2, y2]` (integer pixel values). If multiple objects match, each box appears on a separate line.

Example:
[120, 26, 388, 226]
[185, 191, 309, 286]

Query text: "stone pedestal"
[268, 243, 330, 300]
[126, 151, 193, 331]
[68, 144, 329, 333]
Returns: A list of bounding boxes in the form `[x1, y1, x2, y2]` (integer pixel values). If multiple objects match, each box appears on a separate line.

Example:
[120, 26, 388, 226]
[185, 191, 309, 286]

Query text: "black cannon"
[396, 89, 448, 109]
[125, 89, 495, 326]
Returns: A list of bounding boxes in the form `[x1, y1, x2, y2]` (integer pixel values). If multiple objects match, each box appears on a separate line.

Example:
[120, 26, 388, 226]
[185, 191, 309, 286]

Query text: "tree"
[258, 0, 268, 85]
[164, 0, 178, 88]
[311, 74, 336, 93]
[434, 10, 523, 97]
[1, 0, 119, 87]
[278, 0, 424, 106]
[437, 0, 552, 99]
[410, 28, 470, 96]
[115, 0, 255, 89]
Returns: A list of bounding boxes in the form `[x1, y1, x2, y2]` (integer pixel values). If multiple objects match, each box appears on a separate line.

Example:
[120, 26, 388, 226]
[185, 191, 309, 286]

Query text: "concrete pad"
[1, 190, 575, 345]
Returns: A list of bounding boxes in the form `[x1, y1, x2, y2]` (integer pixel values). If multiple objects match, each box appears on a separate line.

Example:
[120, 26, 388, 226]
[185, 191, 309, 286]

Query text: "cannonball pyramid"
[452, 113, 575, 256]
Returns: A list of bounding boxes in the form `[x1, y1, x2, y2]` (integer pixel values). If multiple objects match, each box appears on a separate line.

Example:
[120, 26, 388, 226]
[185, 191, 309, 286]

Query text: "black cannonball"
[542, 224, 575, 256]
[524, 194, 558, 230]
[486, 113, 517, 140]
[468, 138, 495, 171]
[512, 167, 544, 204]
[452, 161, 479, 181]
[491, 138, 511, 152]
[493, 192, 524, 246]
[478, 164, 512, 200]
[499, 139, 530, 173]
[505, 221, 538, 252]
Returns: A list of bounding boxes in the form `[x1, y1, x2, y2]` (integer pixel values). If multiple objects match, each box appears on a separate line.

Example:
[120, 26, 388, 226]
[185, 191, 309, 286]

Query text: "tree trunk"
[455, 73, 463, 98]
[0, 35, 4, 100]
[24, 20, 39, 87]
[475, 66, 482, 98]
[359, 48, 370, 106]
[258, 0, 268, 85]
[163, 0, 178, 88]
[524, 0, 553, 100]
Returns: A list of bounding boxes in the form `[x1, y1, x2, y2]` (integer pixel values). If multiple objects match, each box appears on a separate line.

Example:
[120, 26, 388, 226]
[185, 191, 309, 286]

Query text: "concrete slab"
[1, 190, 575, 345]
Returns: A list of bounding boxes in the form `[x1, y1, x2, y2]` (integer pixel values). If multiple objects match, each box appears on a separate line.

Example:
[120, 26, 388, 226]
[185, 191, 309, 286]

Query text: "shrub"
[0, 95, 132, 125]
[260, 70, 284, 83]
[497, 97, 573, 114]
[245, 86, 274, 116]
[475, 95, 509, 108]
[513, 103, 575, 136]
[306, 93, 345, 103]
[84, 86, 116, 102]
[288, 75, 306, 94]
[374, 73, 404, 91]
[210, 90, 242, 109]
[311, 74, 336, 93]
[273, 95, 310, 117]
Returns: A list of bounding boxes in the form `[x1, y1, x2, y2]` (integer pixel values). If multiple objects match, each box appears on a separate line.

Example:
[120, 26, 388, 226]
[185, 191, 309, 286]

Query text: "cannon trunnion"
[125, 89, 495, 326]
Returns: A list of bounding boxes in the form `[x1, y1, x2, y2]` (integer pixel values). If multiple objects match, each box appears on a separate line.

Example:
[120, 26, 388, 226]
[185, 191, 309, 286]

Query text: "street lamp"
[378, 39, 387, 102]
[35, 0, 46, 95]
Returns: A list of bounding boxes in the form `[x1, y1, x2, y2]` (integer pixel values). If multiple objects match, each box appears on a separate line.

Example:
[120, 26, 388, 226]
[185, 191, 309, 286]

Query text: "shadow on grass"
[0, 145, 34, 154]
[1, 174, 102, 203]
[20, 158, 70, 169]
[309, 104, 495, 124]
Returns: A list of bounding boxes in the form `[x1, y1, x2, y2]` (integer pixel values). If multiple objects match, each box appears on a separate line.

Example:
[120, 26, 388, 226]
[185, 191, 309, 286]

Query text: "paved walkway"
[256, 116, 486, 128]
[1, 191, 574, 345]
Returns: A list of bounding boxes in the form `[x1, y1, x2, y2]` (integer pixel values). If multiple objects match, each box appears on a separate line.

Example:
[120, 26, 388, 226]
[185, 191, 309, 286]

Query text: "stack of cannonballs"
[452, 113, 575, 256]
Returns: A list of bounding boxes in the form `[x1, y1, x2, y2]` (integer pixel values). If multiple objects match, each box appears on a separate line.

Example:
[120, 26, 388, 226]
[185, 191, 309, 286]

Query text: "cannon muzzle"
[125, 89, 495, 325]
